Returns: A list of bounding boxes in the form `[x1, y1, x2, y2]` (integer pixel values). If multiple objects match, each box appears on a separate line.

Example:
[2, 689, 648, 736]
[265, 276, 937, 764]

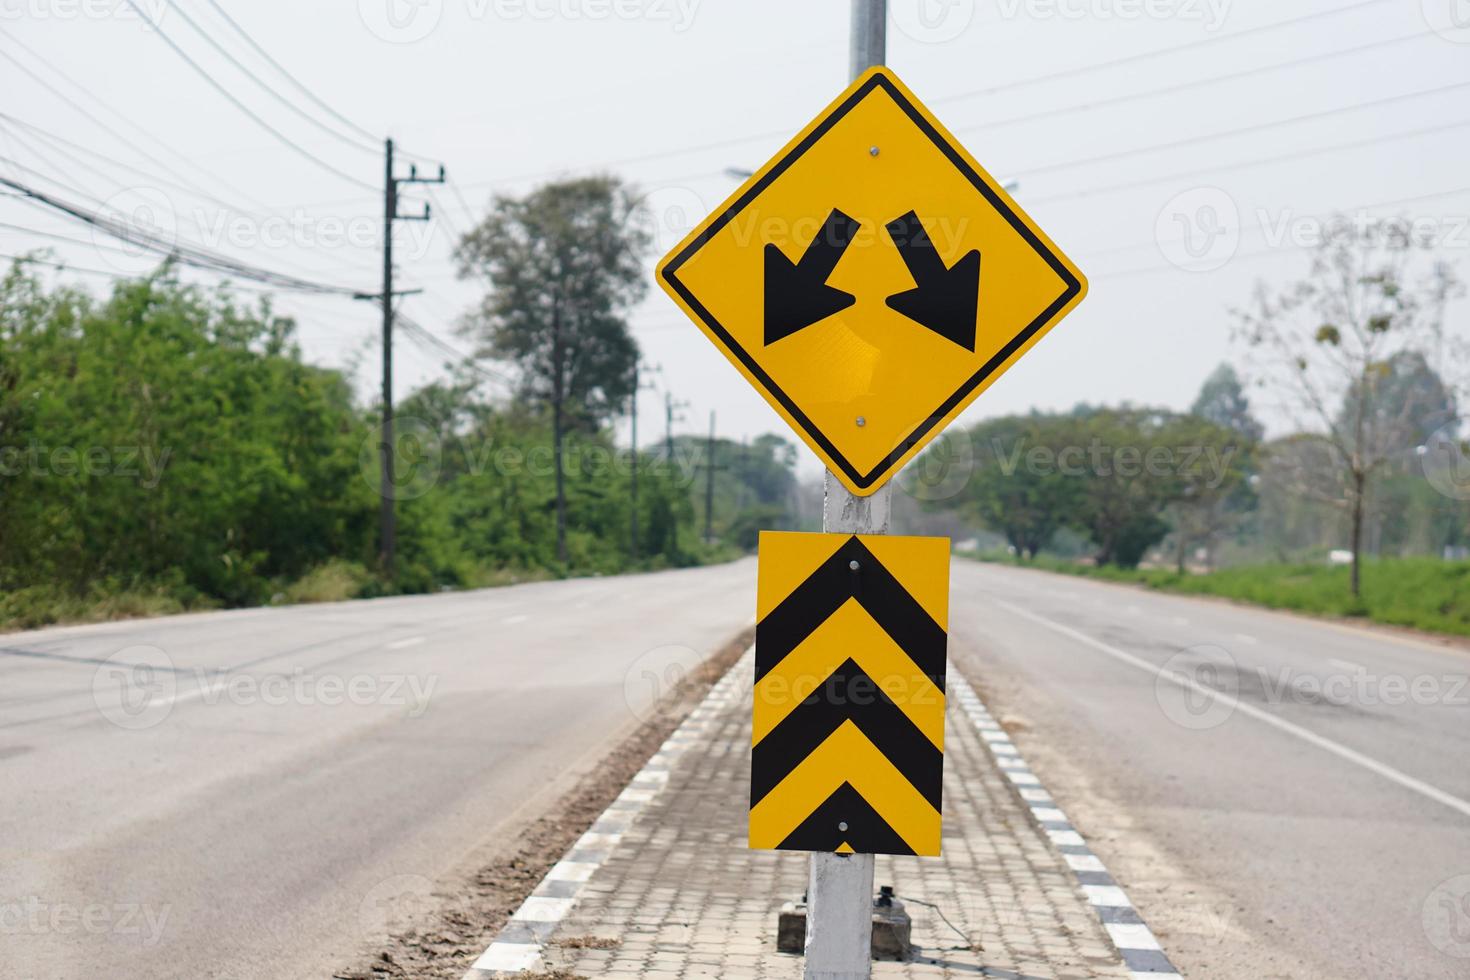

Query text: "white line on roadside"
[502, 614, 529, 625]
[993, 598, 1470, 820]
[386, 636, 425, 650]
[1327, 658, 1366, 673]
[149, 679, 229, 711]
[1232, 633, 1259, 646]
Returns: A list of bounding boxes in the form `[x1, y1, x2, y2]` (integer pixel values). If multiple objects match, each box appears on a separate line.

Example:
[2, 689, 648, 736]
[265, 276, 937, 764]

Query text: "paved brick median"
[526, 657, 1139, 979]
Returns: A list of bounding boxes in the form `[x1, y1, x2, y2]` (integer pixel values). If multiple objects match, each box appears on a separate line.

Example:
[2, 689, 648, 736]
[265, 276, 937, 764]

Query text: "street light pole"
[804, 8, 887, 979]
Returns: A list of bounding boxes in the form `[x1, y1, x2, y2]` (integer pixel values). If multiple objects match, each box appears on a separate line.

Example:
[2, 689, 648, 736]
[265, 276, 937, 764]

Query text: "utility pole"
[805, 9, 887, 978]
[629, 361, 659, 563]
[701, 411, 725, 547]
[664, 391, 689, 468]
[375, 137, 445, 579]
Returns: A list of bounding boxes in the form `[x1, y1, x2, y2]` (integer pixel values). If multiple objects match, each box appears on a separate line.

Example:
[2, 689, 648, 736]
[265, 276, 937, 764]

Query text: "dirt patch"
[332, 625, 755, 980]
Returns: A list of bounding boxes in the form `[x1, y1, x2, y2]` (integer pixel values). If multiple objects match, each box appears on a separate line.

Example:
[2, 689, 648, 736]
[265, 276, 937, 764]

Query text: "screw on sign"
[656, 66, 1087, 497]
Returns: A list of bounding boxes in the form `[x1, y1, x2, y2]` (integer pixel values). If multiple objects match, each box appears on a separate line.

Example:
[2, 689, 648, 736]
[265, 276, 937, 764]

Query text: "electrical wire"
[0, 174, 365, 295]
[196, 0, 381, 145]
[118, 0, 376, 190]
[1032, 115, 1470, 208]
[1020, 79, 1470, 180]
[0, 38, 272, 212]
[456, 14, 1438, 190]
[929, 0, 1395, 108]
[159, 0, 379, 155]
[947, 27, 1441, 135]
[893, 895, 980, 953]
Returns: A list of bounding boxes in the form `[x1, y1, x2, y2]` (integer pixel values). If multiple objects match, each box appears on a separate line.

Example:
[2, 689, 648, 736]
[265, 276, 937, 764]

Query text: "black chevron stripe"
[776, 782, 918, 855]
[750, 658, 943, 811]
[755, 536, 945, 684]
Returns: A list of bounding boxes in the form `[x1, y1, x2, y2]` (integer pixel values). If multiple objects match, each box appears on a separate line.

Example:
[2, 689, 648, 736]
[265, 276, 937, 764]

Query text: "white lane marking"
[386, 636, 425, 650]
[1328, 658, 1366, 673]
[502, 614, 530, 625]
[1233, 633, 1259, 646]
[1065, 853, 1106, 873]
[545, 861, 598, 883]
[993, 598, 1470, 820]
[1171, 616, 1189, 626]
[149, 678, 229, 711]
[472, 944, 540, 972]
[1083, 884, 1132, 907]
[1107, 922, 1162, 950]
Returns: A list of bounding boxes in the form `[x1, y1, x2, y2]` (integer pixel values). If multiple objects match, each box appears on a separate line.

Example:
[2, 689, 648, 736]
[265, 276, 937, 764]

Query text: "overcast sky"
[4, 0, 1470, 477]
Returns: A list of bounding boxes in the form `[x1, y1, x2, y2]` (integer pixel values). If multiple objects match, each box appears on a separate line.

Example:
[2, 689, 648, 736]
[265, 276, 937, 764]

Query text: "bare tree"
[1235, 219, 1463, 596]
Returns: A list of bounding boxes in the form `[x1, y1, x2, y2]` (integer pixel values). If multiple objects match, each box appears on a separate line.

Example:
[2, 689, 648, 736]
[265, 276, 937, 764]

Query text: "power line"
[1032, 115, 1470, 209]
[196, 0, 381, 145]
[118, 0, 376, 190]
[0, 113, 384, 281]
[0, 218, 167, 259]
[949, 28, 1441, 136]
[929, 0, 1395, 108]
[397, 311, 515, 387]
[1020, 79, 1470, 180]
[0, 174, 364, 295]
[0, 111, 270, 219]
[457, 14, 1433, 190]
[0, 36, 271, 212]
[1094, 183, 1470, 276]
[160, 0, 379, 155]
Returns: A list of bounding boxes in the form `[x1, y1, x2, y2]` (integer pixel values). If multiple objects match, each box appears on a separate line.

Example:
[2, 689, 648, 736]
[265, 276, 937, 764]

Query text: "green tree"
[1236, 220, 1464, 595]
[1191, 363, 1264, 442]
[1163, 413, 1255, 572]
[957, 415, 1082, 558]
[456, 176, 650, 564]
[1064, 409, 1181, 568]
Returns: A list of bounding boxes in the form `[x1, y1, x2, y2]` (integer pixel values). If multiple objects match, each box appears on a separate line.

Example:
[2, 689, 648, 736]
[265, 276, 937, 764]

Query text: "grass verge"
[970, 553, 1470, 639]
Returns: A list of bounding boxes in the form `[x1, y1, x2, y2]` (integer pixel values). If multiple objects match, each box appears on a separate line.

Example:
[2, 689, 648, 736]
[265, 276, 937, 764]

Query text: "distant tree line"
[0, 176, 801, 625]
[919, 222, 1469, 595]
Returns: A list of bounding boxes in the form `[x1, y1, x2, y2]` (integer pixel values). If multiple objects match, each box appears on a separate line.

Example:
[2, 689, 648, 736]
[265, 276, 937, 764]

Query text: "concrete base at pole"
[804, 852, 877, 979]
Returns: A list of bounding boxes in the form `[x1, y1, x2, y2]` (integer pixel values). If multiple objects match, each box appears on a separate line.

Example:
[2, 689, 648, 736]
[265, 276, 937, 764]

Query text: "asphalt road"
[0, 560, 755, 980]
[949, 559, 1470, 979]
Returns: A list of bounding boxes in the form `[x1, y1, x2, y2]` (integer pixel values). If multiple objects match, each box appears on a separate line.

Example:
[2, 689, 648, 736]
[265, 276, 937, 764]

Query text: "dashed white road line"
[1232, 632, 1259, 646]
[951, 675, 1181, 980]
[1327, 657, 1366, 673]
[992, 597, 1470, 820]
[501, 614, 530, 626]
[386, 636, 425, 650]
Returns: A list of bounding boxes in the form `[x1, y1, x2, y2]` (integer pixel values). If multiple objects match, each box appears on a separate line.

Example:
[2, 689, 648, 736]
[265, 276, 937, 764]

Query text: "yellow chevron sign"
[750, 531, 950, 856]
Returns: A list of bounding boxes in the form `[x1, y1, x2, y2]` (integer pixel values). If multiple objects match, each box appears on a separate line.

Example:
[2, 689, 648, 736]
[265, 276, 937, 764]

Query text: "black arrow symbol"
[764, 208, 860, 345]
[884, 210, 980, 352]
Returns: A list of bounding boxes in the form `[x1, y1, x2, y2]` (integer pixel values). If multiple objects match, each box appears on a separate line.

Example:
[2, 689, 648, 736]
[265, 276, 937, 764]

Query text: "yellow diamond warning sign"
[657, 66, 1087, 496]
[750, 531, 950, 856]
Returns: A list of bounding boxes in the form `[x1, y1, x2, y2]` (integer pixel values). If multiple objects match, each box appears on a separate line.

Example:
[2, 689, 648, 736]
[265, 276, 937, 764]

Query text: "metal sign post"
[804, 7, 889, 977]
[653, 0, 1087, 975]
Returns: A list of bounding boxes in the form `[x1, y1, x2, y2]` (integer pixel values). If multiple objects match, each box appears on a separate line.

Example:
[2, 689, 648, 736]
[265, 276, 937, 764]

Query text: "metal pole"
[805, 8, 886, 977]
[630, 364, 640, 563]
[379, 137, 397, 579]
[704, 411, 717, 546]
[849, 0, 886, 80]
